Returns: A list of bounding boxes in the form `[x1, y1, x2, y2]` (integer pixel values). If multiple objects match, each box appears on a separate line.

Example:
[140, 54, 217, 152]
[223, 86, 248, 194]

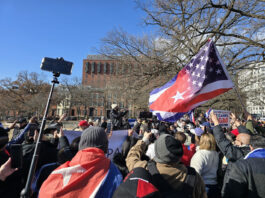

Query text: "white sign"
[64, 130, 128, 160]
[210, 109, 231, 128]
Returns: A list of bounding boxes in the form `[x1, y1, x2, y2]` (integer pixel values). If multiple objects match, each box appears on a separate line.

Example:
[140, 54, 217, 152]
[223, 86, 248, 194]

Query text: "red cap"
[78, 120, 89, 127]
[231, 129, 239, 136]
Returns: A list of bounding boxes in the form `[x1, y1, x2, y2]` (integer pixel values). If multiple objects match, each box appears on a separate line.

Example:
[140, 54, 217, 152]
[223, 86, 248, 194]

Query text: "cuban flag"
[205, 108, 213, 118]
[39, 148, 122, 198]
[149, 40, 234, 122]
[189, 110, 195, 124]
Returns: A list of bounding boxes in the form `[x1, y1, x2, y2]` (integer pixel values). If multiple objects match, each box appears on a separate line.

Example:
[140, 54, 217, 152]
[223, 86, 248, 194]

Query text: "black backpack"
[147, 161, 196, 198]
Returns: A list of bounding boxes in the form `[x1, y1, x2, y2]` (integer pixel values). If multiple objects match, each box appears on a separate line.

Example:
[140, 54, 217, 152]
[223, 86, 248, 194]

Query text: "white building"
[238, 62, 265, 116]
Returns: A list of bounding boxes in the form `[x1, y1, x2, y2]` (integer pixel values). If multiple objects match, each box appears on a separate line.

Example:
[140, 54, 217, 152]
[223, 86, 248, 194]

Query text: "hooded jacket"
[126, 140, 207, 198]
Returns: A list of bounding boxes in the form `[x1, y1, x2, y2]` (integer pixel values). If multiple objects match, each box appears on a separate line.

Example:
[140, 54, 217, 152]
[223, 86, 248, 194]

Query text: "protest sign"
[106, 130, 128, 159]
[64, 129, 128, 160]
[210, 109, 231, 128]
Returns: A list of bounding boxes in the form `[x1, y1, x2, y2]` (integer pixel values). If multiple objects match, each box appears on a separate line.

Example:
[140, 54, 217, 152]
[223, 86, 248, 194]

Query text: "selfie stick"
[21, 73, 60, 198]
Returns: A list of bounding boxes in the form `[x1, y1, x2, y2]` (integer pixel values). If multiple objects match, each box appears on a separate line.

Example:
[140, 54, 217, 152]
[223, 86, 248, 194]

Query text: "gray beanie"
[154, 134, 183, 163]
[79, 126, 108, 153]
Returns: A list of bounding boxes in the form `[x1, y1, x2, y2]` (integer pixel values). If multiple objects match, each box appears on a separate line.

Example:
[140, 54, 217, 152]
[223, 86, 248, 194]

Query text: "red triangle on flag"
[136, 179, 158, 198]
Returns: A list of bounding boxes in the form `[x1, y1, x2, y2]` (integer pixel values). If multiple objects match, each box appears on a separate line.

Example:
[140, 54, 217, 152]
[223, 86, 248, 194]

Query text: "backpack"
[147, 161, 196, 198]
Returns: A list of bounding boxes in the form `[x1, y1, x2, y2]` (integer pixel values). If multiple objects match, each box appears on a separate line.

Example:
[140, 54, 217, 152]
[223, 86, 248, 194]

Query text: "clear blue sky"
[0, 0, 153, 80]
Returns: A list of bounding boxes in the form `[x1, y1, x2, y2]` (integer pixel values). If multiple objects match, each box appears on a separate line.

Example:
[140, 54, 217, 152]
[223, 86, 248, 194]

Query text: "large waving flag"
[149, 40, 234, 122]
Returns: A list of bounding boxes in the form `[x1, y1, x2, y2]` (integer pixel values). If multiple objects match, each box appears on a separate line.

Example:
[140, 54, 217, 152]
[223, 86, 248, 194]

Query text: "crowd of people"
[0, 104, 265, 198]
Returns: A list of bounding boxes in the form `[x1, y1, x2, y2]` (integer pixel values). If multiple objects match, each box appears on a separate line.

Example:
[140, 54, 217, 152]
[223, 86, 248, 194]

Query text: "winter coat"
[181, 144, 196, 166]
[213, 125, 250, 162]
[22, 140, 58, 180]
[121, 136, 138, 159]
[190, 149, 219, 185]
[245, 120, 255, 134]
[126, 140, 207, 198]
[110, 109, 128, 130]
[6, 123, 32, 150]
[132, 121, 141, 134]
[12, 125, 27, 140]
[222, 148, 265, 198]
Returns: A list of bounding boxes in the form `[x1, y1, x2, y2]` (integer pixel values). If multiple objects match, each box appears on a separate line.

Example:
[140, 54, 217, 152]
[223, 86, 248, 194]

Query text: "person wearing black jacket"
[32, 131, 80, 197]
[12, 117, 28, 140]
[211, 112, 250, 162]
[222, 135, 265, 198]
[110, 104, 128, 130]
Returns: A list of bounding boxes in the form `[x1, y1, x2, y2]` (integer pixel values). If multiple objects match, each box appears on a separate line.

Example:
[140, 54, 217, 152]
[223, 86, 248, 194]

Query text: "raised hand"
[210, 111, 219, 126]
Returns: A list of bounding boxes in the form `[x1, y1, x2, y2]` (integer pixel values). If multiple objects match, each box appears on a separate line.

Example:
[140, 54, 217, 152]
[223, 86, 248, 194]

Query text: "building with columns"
[238, 62, 265, 117]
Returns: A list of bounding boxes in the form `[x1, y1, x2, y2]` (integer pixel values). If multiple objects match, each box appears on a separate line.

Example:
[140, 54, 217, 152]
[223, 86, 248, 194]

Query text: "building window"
[97, 62, 101, 73]
[92, 62, 95, 73]
[100, 99, 104, 107]
[100, 110, 103, 116]
[110, 63, 114, 74]
[71, 109, 75, 116]
[85, 62, 90, 73]
[104, 62, 107, 74]
[122, 65, 126, 74]
[116, 64, 119, 75]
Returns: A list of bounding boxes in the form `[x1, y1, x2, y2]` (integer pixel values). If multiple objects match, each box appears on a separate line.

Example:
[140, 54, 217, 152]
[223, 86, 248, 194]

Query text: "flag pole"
[230, 69, 248, 114]
[233, 86, 248, 114]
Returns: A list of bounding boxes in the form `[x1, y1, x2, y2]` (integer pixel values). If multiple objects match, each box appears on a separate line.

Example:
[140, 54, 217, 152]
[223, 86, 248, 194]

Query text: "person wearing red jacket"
[175, 132, 196, 166]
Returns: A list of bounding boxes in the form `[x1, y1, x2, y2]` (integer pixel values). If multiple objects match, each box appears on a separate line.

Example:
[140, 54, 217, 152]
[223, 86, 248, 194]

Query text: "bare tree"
[96, 0, 265, 110]
[0, 71, 55, 118]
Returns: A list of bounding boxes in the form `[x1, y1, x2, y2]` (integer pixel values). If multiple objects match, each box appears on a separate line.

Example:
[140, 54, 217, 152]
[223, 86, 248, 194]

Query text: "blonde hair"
[199, 133, 216, 151]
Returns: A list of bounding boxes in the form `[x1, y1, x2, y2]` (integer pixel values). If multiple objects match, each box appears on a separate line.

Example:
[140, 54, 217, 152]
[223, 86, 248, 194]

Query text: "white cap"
[111, 104, 118, 109]
[151, 129, 159, 135]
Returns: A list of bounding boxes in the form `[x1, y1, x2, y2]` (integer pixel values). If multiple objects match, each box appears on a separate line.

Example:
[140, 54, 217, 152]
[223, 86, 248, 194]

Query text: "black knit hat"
[113, 167, 161, 198]
[154, 134, 183, 163]
[78, 126, 108, 153]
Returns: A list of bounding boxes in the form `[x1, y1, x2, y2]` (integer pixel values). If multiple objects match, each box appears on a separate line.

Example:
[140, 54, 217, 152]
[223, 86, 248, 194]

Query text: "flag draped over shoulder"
[149, 40, 234, 122]
[39, 147, 122, 198]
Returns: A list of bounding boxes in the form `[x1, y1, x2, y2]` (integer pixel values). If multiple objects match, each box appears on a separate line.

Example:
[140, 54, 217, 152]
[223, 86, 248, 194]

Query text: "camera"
[139, 112, 153, 119]
[40, 57, 73, 75]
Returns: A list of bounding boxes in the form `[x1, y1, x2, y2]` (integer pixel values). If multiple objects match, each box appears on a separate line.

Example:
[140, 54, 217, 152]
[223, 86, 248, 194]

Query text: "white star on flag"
[52, 164, 86, 188]
[216, 69, 222, 74]
[171, 91, 185, 103]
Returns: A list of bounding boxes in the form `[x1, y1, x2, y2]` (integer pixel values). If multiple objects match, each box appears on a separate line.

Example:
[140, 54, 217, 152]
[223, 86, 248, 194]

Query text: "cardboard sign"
[210, 109, 231, 128]
[64, 129, 128, 160]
